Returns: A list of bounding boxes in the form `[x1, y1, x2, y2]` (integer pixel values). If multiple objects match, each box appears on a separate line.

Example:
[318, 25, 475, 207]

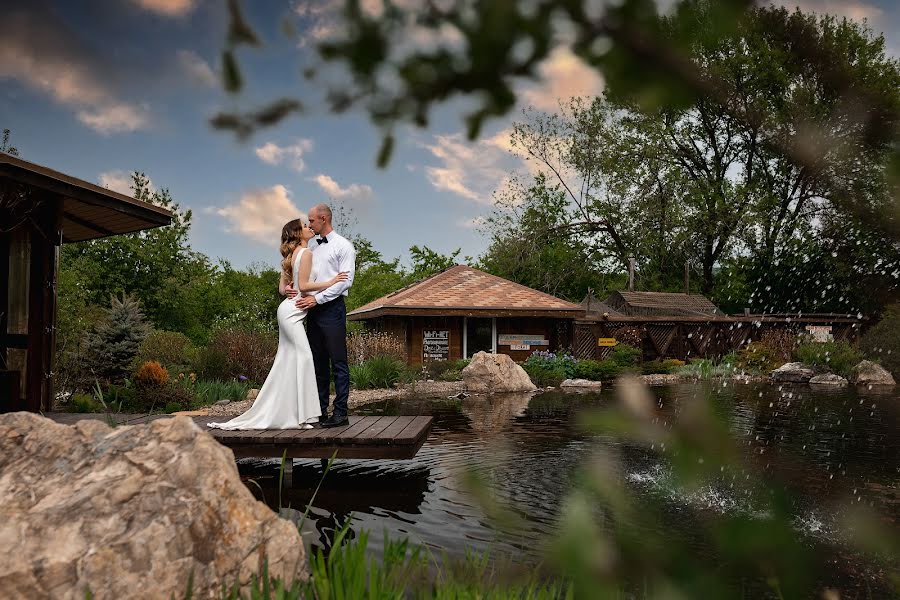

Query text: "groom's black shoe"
[321, 415, 349, 428]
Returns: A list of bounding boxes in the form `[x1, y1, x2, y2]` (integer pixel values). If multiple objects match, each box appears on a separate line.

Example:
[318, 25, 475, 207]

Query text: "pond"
[237, 382, 898, 595]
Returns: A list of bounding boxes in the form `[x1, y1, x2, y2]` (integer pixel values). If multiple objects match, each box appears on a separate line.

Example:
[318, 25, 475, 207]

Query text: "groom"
[293, 203, 356, 427]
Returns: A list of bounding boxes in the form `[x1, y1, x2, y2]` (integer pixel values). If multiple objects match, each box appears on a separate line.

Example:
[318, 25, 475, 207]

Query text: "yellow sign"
[598, 338, 618, 347]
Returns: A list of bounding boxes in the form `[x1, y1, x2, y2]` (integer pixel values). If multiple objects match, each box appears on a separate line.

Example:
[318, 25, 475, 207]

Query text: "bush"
[71, 393, 101, 413]
[757, 329, 797, 363]
[572, 359, 621, 381]
[136, 330, 196, 374]
[793, 339, 864, 377]
[522, 363, 566, 387]
[524, 351, 578, 378]
[127, 383, 194, 414]
[607, 344, 641, 368]
[209, 328, 277, 384]
[350, 355, 407, 390]
[860, 304, 900, 378]
[640, 360, 672, 375]
[736, 341, 783, 374]
[134, 360, 170, 387]
[347, 331, 406, 365]
[193, 346, 229, 380]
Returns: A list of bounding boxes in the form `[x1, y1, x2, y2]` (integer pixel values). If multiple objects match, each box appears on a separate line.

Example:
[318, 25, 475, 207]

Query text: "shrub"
[524, 351, 578, 378]
[793, 339, 864, 377]
[84, 294, 151, 383]
[71, 393, 101, 413]
[641, 360, 672, 375]
[136, 330, 196, 374]
[572, 359, 621, 381]
[663, 359, 685, 369]
[607, 344, 641, 368]
[209, 328, 277, 384]
[127, 383, 194, 414]
[736, 341, 783, 374]
[188, 379, 250, 405]
[758, 329, 797, 363]
[522, 363, 566, 387]
[350, 355, 407, 390]
[193, 346, 229, 381]
[860, 304, 900, 378]
[347, 331, 406, 365]
[134, 360, 170, 387]
[421, 360, 456, 380]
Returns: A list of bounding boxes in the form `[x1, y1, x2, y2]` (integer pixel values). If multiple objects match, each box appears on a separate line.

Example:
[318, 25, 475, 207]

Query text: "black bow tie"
[317, 236, 328, 244]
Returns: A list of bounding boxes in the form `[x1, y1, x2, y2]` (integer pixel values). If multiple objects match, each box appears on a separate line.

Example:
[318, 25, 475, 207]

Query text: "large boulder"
[771, 362, 816, 384]
[462, 352, 537, 394]
[0, 413, 306, 599]
[849, 360, 896, 386]
[809, 373, 848, 386]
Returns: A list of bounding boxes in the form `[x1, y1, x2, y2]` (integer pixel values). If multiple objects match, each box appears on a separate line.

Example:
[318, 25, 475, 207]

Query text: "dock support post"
[283, 458, 293, 488]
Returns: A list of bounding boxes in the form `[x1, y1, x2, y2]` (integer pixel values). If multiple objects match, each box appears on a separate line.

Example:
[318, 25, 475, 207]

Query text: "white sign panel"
[509, 344, 531, 351]
[498, 334, 548, 346]
[805, 325, 833, 343]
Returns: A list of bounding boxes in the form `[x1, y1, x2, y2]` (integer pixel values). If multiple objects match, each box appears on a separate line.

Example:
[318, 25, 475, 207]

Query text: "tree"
[408, 245, 461, 280]
[1, 129, 18, 156]
[84, 294, 151, 382]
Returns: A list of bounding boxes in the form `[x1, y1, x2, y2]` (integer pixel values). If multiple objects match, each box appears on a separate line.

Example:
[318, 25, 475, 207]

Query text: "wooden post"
[684, 262, 690, 294]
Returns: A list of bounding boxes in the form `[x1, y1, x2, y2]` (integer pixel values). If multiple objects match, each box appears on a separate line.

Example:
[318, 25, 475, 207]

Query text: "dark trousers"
[307, 296, 349, 418]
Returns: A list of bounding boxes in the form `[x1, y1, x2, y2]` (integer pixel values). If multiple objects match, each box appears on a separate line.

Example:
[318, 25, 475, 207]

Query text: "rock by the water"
[560, 378, 603, 389]
[462, 352, 537, 394]
[0, 413, 306, 599]
[809, 373, 848, 386]
[771, 362, 816, 383]
[246, 388, 260, 401]
[849, 360, 896, 386]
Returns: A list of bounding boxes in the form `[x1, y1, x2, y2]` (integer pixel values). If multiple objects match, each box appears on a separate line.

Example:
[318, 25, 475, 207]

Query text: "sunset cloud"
[421, 133, 513, 205]
[132, 0, 201, 17]
[310, 174, 374, 203]
[255, 139, 315, 172]
[519, 47, 605, 113]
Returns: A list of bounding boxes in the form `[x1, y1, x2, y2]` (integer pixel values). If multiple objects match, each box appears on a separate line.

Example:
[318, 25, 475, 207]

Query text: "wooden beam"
[63, 210, 116, 237]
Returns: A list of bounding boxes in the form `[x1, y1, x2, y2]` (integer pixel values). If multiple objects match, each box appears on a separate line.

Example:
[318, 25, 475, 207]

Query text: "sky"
[2, 0, 898, 272]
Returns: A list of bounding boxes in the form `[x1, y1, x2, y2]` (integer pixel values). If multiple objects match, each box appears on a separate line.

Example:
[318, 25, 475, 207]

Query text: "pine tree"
[85, 294, 151, 382]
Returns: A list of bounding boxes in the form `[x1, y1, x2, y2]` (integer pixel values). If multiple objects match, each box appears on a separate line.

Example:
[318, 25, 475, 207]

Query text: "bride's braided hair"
[280, 219, 304, 283]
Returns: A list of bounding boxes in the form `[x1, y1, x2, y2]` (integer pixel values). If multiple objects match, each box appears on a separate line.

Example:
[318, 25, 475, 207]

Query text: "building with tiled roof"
[348, 265, 583, 364]
[603, 290, 723, 317]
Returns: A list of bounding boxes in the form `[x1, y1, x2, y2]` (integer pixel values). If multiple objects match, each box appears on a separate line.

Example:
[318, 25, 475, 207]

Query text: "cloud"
[294, 0, 342, 46]
[775, 1, 883, 23]
[213, 185, 304, 246]
[255, 139, 315, 172]
[132, 0, 201, 17]
[519, 47, 605, 112]
[421, 133, 513, 204]
[0, 8, 150, 134]
[77, 103, 150, 134]
[177, 49, 217, 87]
[458, 216, 487, 230]
[98, 170, 135, 195]
[310, 174, 374, 203]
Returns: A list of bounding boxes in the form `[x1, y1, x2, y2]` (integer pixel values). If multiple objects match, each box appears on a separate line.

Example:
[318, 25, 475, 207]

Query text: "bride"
[208, 218, 348, 430]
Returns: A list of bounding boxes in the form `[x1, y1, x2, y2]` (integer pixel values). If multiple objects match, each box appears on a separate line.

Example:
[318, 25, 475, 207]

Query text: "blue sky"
[2, 0, 898, 272]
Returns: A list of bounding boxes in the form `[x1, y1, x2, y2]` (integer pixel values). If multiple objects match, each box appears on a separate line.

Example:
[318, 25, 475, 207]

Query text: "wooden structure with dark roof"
[1, 155, 172, 412]
[348, 265, 583, 364]
[604, 290, 723, 317]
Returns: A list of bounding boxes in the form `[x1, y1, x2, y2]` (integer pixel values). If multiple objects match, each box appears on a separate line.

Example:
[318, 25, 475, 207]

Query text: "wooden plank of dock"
[44, 413, 433, 460]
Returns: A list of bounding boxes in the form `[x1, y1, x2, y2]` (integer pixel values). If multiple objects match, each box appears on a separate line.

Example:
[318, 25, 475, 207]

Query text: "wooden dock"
[45, 413, 433, 460]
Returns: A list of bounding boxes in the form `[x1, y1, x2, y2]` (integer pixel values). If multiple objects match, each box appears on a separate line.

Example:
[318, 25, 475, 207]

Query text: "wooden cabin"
[1, 155, 172, 412]
[347, 265, 583, 365]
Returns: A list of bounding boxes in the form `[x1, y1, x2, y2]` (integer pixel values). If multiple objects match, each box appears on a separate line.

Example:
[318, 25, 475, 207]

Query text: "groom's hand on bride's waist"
[296, 295, 317, 310]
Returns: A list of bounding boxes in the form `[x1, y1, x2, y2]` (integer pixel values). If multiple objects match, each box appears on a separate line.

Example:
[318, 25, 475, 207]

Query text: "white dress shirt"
[310, 230, 356, 304]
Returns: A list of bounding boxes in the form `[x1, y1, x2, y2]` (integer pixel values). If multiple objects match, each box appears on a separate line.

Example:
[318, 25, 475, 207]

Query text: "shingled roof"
[606, 290, 722, 317]
[348, 265, 584, 320]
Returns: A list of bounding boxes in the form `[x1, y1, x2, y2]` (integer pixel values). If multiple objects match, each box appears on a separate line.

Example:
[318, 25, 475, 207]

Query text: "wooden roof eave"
[348, 306, 585, 320]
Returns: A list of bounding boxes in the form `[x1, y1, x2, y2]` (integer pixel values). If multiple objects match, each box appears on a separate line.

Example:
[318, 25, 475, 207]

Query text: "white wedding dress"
[208, 248, 322, 430]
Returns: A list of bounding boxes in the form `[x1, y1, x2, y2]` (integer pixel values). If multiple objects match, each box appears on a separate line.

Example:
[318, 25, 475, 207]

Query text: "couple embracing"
[209, 203, 356, 431]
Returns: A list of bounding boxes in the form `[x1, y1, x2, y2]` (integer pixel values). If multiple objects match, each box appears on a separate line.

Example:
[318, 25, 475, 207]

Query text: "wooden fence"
[572, 315, 864, 362]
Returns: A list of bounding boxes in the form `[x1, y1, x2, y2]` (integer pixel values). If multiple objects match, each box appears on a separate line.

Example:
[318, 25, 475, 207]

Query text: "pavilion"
[1, 154, 172, 412]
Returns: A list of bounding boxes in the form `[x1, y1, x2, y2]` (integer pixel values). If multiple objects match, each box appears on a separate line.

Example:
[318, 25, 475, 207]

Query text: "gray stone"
[560, 378, 603, 389]
[809, 373, 848, 386]
[0, 413, 306, 599]
[849, 360, 896, 386]
[771, 362, 816, 383]
[215, 399, 231, 406]
[462, 352, 537, 394]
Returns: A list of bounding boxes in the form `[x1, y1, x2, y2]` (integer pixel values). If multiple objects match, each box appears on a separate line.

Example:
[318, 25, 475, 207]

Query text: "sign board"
[423, 330, 450, 360]
[805, 325, 833, 343]
[509, 344, 531, 351]
[598, 338, 619, 347]
[498, 334, 548, 347]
